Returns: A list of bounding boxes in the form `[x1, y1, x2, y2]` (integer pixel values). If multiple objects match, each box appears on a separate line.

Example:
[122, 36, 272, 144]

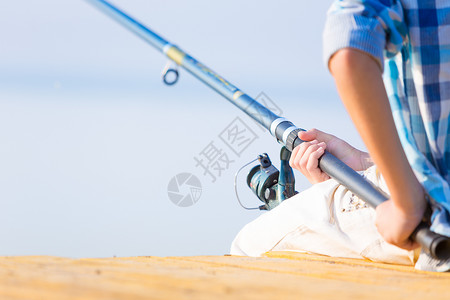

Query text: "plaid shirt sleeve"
[323, 0, 407, 70]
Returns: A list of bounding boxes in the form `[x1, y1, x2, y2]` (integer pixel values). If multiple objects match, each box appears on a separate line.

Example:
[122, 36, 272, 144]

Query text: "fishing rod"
[85, 0, 450, 260]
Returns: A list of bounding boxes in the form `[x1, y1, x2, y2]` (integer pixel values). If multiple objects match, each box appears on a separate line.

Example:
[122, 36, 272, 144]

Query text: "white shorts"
[231, 166, 449, 271]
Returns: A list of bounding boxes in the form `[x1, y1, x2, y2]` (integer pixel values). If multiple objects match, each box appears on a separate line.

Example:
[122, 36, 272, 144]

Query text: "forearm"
[329, 49, 424, 211]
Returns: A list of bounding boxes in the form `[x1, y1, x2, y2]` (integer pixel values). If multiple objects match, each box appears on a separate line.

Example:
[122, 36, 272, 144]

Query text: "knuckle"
[300, 157, 309, 169]
[290, 159, 298, 169]
[306, 165, 316, 173]
[299, 142, 309, 150]
[312, 150, 321, 158]
[307, 160, 318, 172]
[294, 158, 302, 169]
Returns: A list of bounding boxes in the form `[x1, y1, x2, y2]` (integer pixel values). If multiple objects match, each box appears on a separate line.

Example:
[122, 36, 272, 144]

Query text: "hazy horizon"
[0, 0, 364, 258]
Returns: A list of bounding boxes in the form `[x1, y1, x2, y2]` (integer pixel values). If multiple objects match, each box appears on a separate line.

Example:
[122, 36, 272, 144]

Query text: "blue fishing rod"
[85, 0, 450, 260]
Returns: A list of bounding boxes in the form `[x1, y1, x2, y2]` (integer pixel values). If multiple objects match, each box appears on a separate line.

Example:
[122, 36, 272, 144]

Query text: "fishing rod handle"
[291, 138, 450, 260]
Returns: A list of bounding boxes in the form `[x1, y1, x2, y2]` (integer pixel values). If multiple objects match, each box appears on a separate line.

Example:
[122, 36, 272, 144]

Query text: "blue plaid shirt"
[323, 0, 450, 237]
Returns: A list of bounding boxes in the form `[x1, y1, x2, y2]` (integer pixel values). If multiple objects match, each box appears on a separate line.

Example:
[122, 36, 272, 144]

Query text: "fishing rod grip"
[292, 138, 450, 260]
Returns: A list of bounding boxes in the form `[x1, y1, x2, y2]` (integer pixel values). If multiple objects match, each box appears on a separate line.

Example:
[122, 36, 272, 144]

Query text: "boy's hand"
[289, 137, 329, 184]
[289, 128, 372, 184]
[375, 192, 427, 250]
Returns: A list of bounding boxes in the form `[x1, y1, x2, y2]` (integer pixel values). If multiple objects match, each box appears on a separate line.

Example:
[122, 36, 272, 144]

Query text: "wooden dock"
[1, 252, 449, 299]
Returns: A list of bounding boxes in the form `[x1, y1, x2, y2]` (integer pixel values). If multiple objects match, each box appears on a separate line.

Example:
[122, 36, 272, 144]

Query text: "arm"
[329, 48, 426, 250]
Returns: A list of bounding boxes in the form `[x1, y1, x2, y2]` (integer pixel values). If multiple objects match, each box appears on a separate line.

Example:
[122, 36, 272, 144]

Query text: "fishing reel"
[236, 147, 297, 211]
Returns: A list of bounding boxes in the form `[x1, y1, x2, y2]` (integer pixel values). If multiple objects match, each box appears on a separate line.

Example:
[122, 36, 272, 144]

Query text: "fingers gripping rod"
[85, 0, 450, 260]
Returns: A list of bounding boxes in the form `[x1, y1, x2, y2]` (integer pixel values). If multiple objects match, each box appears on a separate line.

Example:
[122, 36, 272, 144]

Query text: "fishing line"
[234, 158, 260, 210]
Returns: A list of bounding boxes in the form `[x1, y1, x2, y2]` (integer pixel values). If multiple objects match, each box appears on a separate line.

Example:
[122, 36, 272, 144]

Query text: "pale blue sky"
[0, 0, 364, 257]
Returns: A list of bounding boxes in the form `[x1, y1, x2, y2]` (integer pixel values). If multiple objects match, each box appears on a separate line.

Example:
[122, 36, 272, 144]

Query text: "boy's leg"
[231, 166, 414, 266]
[230, 178, 358, 257]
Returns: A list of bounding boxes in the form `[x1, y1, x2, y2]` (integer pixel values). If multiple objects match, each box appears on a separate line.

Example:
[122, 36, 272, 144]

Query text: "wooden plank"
[0, 255, 448, 300]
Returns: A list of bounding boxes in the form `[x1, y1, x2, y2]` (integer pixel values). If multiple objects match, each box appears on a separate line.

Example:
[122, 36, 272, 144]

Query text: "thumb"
[299, 128, 333, 143]
[298, 129, 317, 142]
